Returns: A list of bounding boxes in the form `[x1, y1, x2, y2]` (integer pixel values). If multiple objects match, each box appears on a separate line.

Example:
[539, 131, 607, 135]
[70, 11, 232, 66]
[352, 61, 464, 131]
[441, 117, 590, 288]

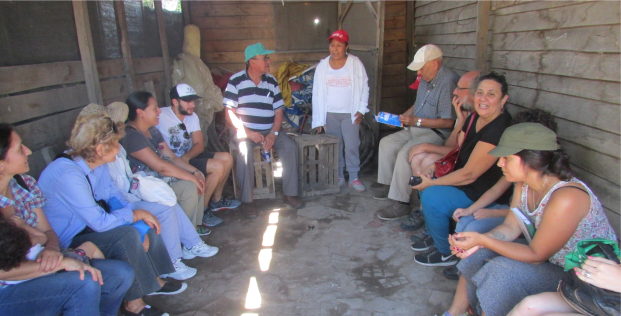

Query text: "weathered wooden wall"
[381, 1, 409, 114]
[414, 0, 479, 76]
[491, 0, 621, 232]
[191, 1, 328, 75]
[414, 0, 621, 233]
[0, 56, 168, 177]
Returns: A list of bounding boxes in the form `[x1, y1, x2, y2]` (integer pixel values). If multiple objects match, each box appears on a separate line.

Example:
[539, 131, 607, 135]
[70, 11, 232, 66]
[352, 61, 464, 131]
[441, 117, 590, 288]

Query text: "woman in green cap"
[441, 122, 617, 316]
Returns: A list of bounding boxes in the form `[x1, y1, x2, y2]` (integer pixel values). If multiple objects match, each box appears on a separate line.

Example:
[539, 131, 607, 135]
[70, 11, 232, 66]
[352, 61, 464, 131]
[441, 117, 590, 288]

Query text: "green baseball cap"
[244, 43, 275, 62]
[488, 123, 559, 157]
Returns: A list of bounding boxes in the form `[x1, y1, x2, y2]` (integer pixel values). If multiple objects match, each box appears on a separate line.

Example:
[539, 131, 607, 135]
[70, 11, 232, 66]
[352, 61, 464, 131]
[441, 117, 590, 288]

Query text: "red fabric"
[289, 81, 303, 92]
[409, 75, 421, 90]
[212, 73, 232, 93]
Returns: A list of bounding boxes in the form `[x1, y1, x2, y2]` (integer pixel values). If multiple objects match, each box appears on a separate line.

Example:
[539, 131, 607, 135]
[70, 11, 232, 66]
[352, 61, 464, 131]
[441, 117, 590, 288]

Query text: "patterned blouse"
[0, 174, 45, 228]
[520, 178, 617, 266]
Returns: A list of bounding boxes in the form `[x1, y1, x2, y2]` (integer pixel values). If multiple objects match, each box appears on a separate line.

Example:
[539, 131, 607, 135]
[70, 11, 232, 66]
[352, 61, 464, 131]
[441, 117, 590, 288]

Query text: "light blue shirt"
[39, 156, 134, 248]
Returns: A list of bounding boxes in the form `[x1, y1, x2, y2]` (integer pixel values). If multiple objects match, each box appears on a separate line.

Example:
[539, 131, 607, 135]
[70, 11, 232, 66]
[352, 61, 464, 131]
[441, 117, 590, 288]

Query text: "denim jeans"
[70, 226, 174, 300]
[455, 203, 509, 233]
[0, 259, 133, 316]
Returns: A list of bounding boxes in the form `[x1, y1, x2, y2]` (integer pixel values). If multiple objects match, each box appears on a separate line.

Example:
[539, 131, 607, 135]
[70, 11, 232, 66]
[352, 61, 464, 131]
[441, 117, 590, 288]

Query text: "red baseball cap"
[327, 30, 349, 43]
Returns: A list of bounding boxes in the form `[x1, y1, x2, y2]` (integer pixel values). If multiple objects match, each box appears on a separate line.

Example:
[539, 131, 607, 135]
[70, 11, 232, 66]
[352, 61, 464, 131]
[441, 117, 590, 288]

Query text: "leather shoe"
[242, 202, 257, 219]
[283, 195, 304, 209]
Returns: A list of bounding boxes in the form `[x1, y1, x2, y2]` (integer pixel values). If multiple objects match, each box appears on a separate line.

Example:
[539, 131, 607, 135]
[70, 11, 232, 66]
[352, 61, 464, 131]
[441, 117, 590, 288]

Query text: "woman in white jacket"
[312, 29, 370, 192]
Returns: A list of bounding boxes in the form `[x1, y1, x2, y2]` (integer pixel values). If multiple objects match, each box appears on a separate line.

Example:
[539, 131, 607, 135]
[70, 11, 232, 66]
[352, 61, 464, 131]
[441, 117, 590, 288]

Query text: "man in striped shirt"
[224, 43, 303, 217]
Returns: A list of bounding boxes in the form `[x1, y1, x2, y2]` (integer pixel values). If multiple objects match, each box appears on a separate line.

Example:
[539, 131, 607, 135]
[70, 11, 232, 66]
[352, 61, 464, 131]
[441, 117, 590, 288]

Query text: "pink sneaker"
[349, 179, 366, 192]
[337, 178, 346, 187]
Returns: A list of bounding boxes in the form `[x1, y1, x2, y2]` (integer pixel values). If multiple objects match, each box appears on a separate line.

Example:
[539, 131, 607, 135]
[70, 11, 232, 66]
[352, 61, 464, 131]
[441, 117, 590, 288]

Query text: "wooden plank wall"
[191, 1, 327, 75]
[381, 1, 408, 114]
[413, 0, 620, 232]
[414, 0, 479, 76]
[489, 0, 621, 232]
[0, 56, 167, 178]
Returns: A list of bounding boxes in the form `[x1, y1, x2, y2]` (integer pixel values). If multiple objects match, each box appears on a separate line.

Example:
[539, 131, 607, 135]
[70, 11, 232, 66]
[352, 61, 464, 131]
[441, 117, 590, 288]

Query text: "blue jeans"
[455, 203, 508, 234]
[0, 259, 133, 316]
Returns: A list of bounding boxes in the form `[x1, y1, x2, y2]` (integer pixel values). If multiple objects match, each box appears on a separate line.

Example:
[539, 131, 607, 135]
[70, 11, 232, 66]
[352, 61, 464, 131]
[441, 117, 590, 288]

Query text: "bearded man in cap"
[224, 43, 303, 218]
[375, 44, 460, 221]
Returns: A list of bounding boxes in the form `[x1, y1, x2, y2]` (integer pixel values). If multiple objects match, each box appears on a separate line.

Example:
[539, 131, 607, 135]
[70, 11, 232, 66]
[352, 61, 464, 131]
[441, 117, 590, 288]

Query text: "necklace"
[530, 176, 549, 210]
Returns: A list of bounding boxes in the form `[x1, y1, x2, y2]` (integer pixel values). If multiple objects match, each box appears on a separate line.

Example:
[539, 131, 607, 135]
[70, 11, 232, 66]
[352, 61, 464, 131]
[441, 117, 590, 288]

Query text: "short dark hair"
[512, 108, 558, 133]
[477, 71, 508, 97]
[0, 219, 32, 271]
[0, 123, 14, 160]
[126, 91, 154, 122]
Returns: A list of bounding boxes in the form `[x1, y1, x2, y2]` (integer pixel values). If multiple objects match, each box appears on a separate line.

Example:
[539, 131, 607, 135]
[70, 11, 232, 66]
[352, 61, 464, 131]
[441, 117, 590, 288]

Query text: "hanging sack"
[434, 113, 476, 178]
[558, 239, 621, 316]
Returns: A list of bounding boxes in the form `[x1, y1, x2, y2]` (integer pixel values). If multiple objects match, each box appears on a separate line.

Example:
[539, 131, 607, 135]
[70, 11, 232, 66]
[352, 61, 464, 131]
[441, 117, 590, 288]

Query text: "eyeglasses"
[252, 56, 270, 62]
[104, 117, 118, 138]
[178, 123, 190, 139]
[455, 86, 469, 91]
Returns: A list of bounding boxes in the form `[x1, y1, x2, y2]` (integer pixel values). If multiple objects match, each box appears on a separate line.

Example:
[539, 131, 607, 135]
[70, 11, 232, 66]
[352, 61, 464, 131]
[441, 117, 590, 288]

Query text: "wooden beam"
[72, 0, 102, 105]
[475, 0, 491, 72]
[406, 0, 415, 106]
[155, 0, 173, 106]
[373, 1, 385, 115]
[113, 0, 136, 94]
[365, 0, 378, 21]
[182, 0, 191, 26]
[337, 0, 353, 29]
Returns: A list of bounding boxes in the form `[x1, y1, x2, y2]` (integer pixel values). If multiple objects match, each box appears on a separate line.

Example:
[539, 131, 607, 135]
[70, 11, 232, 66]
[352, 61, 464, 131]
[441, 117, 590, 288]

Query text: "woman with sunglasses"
[122, 91, 209, 234]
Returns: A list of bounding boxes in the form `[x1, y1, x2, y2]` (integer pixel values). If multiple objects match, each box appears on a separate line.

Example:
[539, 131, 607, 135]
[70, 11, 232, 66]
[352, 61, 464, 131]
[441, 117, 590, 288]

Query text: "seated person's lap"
[189, 151, 216, 175]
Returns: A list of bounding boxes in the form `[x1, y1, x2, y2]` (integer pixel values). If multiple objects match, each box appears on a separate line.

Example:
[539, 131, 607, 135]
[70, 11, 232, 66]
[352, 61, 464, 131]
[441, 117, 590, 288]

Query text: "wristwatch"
[271, 131, 279, 136]
[416, 118, 422, 127]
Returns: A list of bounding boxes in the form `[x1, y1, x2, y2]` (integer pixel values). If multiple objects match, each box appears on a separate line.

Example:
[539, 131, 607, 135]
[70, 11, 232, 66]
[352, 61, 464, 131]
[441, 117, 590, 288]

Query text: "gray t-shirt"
[121, 125, 165, 173]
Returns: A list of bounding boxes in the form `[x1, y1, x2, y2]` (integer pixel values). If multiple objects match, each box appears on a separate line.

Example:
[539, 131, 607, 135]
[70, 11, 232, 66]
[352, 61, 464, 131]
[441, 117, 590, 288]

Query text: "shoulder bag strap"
[454, 113, 477, 158]
[54, 153, 97, 201]
[13, 174, 30, 192]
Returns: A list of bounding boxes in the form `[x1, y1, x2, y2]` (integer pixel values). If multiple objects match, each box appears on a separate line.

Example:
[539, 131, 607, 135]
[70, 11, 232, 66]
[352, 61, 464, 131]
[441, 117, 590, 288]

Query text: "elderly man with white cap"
[375, 44, 460, 221]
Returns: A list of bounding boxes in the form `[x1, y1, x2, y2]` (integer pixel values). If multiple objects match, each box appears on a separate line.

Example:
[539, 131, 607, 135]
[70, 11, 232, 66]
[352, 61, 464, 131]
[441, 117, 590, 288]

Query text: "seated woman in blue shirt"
[38, 113, 181, 316]
[0, 123, 133, 316]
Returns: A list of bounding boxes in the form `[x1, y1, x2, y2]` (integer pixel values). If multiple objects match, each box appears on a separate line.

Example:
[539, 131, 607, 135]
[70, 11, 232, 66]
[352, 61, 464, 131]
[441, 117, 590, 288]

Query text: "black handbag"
[558, 242, 621, 316]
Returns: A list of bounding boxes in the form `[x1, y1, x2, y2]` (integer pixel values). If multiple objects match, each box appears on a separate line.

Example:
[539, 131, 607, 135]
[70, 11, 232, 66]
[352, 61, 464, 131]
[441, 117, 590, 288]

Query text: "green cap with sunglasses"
[245, 43, 275, 62]
[488, 123, 559, 157]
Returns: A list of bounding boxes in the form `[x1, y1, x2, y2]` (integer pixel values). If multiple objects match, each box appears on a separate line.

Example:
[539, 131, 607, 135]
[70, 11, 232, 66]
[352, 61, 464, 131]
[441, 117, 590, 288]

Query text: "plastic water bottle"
[261, 145, 271, 163]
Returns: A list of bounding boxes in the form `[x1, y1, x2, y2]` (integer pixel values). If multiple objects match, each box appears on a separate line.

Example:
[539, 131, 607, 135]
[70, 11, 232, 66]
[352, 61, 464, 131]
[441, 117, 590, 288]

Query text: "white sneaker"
[160, 259, 197, 280]
[182, 241, 219, 260]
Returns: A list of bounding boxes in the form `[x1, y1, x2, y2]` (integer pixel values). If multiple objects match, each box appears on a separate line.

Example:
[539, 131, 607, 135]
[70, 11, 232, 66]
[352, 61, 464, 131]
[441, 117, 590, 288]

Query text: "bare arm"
[130, 145, 196, 180]
[181, 130, 204, 162]
[453, 185, 591, 264]
[453, 177, 513, 220]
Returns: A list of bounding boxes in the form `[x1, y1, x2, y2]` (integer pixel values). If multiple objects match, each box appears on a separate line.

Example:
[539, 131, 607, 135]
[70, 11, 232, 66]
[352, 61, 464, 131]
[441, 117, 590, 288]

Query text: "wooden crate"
[293, 134, 340, 197]
[230, 143, 276, 200]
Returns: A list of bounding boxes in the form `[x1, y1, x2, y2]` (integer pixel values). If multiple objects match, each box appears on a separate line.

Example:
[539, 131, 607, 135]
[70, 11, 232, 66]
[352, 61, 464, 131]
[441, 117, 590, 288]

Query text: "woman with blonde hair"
[39, 112, 181, 316]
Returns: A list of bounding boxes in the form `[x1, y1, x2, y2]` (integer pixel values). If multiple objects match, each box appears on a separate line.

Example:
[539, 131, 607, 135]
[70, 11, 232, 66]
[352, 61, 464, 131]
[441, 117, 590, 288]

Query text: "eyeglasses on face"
[178, 123, 190, 139]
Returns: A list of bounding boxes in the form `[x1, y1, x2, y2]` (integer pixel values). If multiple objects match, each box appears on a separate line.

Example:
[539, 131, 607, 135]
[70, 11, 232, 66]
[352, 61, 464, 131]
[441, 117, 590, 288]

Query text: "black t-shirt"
[455, 111, 513, 204]
[121, 125, 165, 172]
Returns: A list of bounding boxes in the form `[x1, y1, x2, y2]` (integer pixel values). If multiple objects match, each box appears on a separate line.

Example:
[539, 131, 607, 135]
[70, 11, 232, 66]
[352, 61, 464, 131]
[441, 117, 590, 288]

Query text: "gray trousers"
[325, 112, 361, 180]
[457, 242, 565, 316]
[377, 127, 447, 202]
[70, 226, 174, 301]
[236, 129, 299, 203]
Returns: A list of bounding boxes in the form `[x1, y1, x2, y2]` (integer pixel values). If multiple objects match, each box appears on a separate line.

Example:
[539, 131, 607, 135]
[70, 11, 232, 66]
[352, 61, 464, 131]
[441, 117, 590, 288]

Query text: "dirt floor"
[148, 169, 457, 316]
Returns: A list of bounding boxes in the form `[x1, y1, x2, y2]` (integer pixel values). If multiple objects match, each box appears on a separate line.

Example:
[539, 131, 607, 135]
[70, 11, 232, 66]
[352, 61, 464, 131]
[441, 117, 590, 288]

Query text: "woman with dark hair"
[39, 114, 182, 316]
[123, 91, 215, 233]
[312, 29, 369, 191]
[442, 123, 616, 316]
[0, 123, 133, 316]
[409, 72, 513, 266]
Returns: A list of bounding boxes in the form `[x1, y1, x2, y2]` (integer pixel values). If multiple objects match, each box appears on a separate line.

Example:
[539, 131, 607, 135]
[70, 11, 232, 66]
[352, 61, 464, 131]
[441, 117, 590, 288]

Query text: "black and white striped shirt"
[223, 70, 284, 131]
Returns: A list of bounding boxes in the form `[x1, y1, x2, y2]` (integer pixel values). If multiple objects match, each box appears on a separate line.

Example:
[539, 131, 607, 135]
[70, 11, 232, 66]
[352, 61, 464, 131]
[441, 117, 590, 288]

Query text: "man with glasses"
[374, 44, 460, 221]
[224, 43, 303, 218]
[156, 84, 241, 227]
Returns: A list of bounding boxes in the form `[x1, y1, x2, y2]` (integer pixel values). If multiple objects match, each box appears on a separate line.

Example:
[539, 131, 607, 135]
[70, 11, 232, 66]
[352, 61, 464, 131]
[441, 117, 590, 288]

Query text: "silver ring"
[584, 270, 592, 278]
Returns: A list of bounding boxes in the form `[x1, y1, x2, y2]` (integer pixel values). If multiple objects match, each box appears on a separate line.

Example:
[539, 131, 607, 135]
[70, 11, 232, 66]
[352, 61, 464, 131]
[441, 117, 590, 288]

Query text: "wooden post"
[113, 0, 136, 94]
[406, 0, 415, 107]
[181, 0, 191, 26]
[373, 1, 385, 115]
[72, 0, 103, 105]
[337, 0, 353, 30]
[155, 0, 173, 106]
[475, 0, 491, 72]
